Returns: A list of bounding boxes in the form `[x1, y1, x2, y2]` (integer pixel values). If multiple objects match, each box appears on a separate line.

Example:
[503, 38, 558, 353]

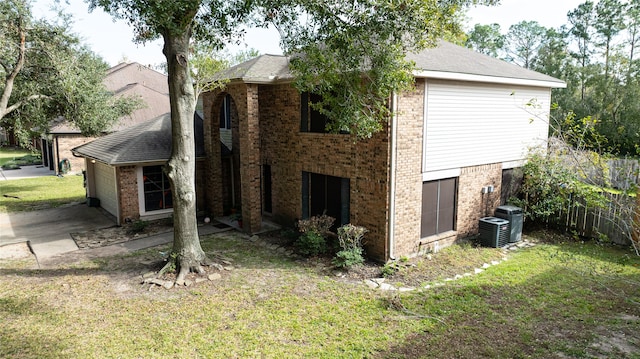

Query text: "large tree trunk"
[162, 29, 208, 282]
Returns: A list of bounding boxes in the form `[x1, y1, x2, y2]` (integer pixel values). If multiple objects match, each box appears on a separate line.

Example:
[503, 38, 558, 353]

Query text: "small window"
[142, 166, 172, 212]
[219, 94, 231, 130]
[421, 178, 457, 237]
[300, 92, 329, 133]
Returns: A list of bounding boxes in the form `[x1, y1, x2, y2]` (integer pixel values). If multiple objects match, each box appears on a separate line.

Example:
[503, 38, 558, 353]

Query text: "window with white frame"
[142, 165, 172, 212]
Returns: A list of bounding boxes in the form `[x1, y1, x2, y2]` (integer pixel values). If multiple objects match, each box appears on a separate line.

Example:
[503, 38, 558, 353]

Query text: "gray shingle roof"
[406, 40, 564, 85]
[216, 54, 294, 83]
[72, 112, 205, 165]
[218, 40, 564, 87]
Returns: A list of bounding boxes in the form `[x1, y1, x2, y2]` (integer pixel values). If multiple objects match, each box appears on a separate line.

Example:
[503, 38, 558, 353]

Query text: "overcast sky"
[32, 0, 592, 67]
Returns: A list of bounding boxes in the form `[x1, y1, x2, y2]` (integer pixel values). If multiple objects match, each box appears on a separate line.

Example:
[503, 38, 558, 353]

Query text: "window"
[302, 172, 350, 226]
[421, 178, 457, 238]
[142, 166, 172, 212]
[219, 94, 231, 129]
[300, 92, 329, 133]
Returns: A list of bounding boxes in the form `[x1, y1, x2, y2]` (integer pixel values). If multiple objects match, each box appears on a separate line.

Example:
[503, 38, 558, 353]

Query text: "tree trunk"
[162, 29, 208, 282]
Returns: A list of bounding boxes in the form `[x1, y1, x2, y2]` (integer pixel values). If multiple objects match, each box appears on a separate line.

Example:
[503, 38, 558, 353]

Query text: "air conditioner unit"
[478, 217, 510, 248]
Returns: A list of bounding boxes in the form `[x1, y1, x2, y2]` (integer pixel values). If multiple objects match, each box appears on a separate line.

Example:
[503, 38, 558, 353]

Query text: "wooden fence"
[555, 192, 635, 245]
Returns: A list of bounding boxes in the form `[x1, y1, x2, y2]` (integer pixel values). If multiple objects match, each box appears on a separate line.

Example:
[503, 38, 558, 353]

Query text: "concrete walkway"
[0, 203, 116, 258]
[0, 165, 55, 180]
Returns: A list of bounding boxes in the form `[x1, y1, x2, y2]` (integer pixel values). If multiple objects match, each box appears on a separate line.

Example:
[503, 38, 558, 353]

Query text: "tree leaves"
[0, 0, 141, 146]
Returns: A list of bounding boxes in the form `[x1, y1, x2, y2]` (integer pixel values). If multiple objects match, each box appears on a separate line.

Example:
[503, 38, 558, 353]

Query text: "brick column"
[238, 84, 262, 233]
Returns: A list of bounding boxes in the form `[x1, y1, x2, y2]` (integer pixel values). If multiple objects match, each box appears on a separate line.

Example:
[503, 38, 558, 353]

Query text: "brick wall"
[258, 84, 391, 260]
[203, 83, 392, 261]
[117, 165, 139, 223]
[392, 80, 425, 258]
[54, 135, 96, 174]
[456, 163, 503, 238]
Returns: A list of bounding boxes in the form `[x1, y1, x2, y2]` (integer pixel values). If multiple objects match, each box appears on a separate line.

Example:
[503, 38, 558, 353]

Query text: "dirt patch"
[0, 242, 33, 260]
[71, 218, 173, 249]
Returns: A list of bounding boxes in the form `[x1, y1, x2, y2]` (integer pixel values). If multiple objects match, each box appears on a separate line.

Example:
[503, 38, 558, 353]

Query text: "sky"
[32, 0, 591, 68]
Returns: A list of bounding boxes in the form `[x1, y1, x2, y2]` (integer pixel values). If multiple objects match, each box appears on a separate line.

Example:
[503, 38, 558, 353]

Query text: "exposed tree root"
[155, 253, 216, 285]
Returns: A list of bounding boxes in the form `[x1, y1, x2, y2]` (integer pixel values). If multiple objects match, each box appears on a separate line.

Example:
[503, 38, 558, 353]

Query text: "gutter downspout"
[388, 92, 399, 261]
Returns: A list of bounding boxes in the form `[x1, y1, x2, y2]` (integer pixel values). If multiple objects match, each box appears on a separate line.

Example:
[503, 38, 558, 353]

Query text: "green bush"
[332, 224, 367, 268]
[296, 230, 327, 256]
[333, 248, 365, 268]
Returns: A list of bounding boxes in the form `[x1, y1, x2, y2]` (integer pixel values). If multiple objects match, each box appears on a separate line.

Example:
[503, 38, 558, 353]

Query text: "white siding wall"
[423, 79, 551, 174]
[94, 162, 118, 218]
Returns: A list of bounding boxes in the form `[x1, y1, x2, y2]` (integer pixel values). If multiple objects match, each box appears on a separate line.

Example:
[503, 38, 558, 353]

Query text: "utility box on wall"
[478, 217, 510, 248]
[495, 205, 523, 243]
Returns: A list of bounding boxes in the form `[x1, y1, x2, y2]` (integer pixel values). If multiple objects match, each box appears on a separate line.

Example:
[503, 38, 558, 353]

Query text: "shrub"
[297, 214, 335, 235]
[296, 230, 327, 256]
[333, 248, 364, 268]
[127, 219, 149, 234]
[333, 224, 367, 268]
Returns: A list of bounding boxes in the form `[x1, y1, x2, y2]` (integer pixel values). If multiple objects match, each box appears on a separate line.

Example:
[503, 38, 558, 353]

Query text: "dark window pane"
[309, 93, 328, 133]
[421, 181, 438, 237]
[325, 174, 342, 222]
[300, 92, 309, 132]
[421, 178, 457, 237]
[438, 178, 456, 233]
[302, 172, 310, 219]
[310, 172, 326, 217]
[303, 172, 350, 227]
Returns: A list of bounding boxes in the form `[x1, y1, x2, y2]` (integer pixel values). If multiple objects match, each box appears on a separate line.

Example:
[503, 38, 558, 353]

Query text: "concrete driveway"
[0, 203, 115, 259]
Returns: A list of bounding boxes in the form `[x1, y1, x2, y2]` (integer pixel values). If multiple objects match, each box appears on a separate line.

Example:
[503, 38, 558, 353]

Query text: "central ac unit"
[478, 217, 510, 248]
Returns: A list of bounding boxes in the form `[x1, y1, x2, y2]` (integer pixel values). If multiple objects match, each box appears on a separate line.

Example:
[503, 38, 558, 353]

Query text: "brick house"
[202, 40, 565, 261]
[43, 62, 170, 175]
[72, 40, 565, 261]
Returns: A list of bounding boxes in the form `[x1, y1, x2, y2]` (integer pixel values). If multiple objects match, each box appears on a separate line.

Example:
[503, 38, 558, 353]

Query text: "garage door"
[94, 162, 118, 217]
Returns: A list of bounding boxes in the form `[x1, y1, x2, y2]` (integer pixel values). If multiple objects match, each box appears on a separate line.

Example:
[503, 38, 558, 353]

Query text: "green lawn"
[0, 175, 85, 213]
[0, 147, 33, 167]
[0, 232, 638, 358]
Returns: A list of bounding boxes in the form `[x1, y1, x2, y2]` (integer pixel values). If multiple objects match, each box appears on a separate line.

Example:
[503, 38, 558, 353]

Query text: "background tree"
[87, 0, 498, 283]
[0, 0, 138, 147]
[504, 21, 546, 69]
[465, 23, 505, 58]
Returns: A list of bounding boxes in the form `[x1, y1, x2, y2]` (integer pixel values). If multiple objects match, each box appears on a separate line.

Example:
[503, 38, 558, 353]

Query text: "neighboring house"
[202, 40, 565, 261]
[42, 62, 170, 174]
[72, 113, 207, 224]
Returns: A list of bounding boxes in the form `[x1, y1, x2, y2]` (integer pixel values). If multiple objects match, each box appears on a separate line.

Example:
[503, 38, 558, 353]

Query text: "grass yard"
[0, 147, 33, 167]
[0, 175, 85, 213]
[0, 231, 638, 358]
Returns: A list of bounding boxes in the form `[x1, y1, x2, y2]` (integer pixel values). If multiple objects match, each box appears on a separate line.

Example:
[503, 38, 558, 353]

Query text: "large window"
[421, 178, 457, 238]
[300, 92, 329, 133]
[142, 166, 172, 212]
[302, 171, 350, 226]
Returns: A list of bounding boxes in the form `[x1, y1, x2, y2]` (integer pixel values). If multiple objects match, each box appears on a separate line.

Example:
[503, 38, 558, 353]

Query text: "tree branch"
[0, 19, 27, 121]
[0, 94, 51, 119]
